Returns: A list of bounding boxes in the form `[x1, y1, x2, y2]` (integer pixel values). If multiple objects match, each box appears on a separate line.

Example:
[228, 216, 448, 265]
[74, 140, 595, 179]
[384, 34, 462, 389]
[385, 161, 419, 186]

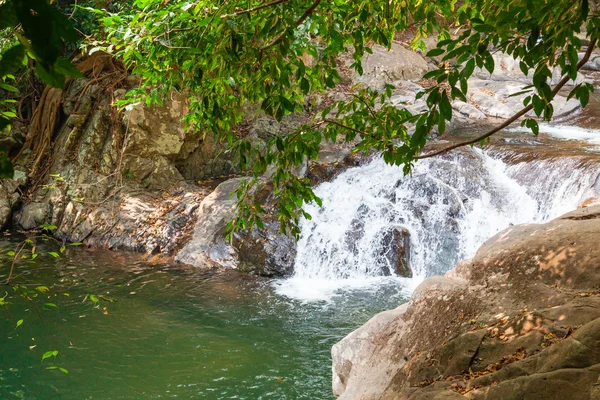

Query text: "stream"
[2, 115, 600, 399]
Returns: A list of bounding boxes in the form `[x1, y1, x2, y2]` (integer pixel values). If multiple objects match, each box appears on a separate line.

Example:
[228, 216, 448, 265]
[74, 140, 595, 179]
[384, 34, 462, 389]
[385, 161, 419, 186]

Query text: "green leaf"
[70, 242, 83, 246]
[48, 252, 60, 258]
[523, 118, 539, 136]
[44, 303, 58, 308]
[41, 350, 58, 361]
[439, 93, 453, 121]
[59, 367, 68, 374]
[426, 48, 445, 57]
[423, 70, 442, 80]
[300, 78, 310, 94]
[7, 250, 15, 256]
[35, 286, 49, 293]
[483, 54, 494, 74]
[39, 224, 58, 231]
[35, 63, 65, 89]
[0, 44, 25, 78]
[462, 58, 475, 78]
[89, 294, 99, 303]
[16, 319, 23, 328]
[0, 83, 18, 92]
[582, 0, 590, 19]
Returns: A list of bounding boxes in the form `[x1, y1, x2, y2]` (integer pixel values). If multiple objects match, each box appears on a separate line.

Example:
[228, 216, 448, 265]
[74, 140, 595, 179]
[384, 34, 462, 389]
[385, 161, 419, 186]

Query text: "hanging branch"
[220, 0, 289, 19]
[260, 0, 322, 52]
[415, 38, 598, 160]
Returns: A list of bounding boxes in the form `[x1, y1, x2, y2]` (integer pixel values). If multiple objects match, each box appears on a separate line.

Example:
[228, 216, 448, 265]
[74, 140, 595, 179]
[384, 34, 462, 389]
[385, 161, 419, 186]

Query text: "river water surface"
[0, 242, 410, 399]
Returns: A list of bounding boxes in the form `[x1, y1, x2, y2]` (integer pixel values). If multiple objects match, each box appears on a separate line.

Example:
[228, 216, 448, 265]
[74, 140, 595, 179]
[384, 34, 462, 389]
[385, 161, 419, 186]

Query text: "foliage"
[0, 0, 88, 178]
[0, 1, 596, 234]
[80, 0, 598, 237]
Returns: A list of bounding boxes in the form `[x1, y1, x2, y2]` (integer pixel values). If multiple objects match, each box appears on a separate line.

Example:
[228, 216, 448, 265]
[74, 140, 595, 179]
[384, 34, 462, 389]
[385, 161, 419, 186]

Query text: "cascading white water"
[275, 133, 600, 301]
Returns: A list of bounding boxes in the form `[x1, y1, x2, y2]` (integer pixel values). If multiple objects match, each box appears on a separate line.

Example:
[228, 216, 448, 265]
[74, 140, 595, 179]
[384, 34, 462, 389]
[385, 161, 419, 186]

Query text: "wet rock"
[452, 100, 487, 120]
[308, 152, 365, 186]
[234, 221, 296, 277]
[0, 179, 20, 228]
[375, 226, 412, 277]
[475, 51, 588, 87]
[581, 53, 600, 72]
[16, 201, 47, 230]
[467, 79, 581, 120]
[333, 205, 600, 399]
[176, 178, 296, 276]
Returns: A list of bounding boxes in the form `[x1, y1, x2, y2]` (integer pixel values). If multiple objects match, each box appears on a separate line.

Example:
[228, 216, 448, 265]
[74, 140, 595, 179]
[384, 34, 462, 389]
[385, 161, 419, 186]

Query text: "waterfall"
[275, 144, 600, 301]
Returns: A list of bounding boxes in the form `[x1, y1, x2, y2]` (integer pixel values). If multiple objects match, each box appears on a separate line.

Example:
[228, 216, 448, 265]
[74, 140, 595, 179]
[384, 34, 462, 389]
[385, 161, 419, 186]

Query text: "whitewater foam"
[275, 145, 600, 302]
[510, 124, 600, 146]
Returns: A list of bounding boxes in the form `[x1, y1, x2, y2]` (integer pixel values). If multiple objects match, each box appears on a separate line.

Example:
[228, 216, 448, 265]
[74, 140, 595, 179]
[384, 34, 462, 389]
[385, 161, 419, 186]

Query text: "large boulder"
[340, 43, 434, 90]
[333, 205, 600, 399]
[176, 178, 296, 276]
[175, 178, 241, 268]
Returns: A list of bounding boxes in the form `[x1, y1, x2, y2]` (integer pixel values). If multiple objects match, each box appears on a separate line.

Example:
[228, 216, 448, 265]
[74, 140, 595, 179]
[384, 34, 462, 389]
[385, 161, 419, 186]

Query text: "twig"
[260, 0, 322, 52]
[196, 1, 231, 48]
[153, 27, 194, 42]
[415, 38, 598, 159]
[4, 235, 61, 285]
[321, 119, 370, 137]
[220, 0, 288, 19]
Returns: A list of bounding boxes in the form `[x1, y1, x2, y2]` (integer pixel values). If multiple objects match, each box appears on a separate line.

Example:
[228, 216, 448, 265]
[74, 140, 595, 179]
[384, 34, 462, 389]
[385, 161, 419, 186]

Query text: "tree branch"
[415, 38, 598, 160]
[221, 0, 288, 19]
[260, 0, 322, 52]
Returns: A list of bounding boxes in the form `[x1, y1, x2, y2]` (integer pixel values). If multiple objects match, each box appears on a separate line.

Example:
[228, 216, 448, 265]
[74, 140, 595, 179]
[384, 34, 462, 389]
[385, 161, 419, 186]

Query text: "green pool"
[0, 238, 410, 399]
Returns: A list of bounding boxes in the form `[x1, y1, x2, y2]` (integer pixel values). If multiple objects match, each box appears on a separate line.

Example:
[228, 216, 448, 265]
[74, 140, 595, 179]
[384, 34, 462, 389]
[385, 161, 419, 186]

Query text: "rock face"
[333, 205, 600, 399]
[11, 69, 211, 253]
[175, 178, 296, 276]
[6, 55, 295, 275]
[0, 178, 21, 228]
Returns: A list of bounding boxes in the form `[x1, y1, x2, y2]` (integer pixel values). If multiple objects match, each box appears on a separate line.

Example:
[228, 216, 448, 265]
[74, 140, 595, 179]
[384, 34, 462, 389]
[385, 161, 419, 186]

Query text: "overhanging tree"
[4, 0, 599, 236]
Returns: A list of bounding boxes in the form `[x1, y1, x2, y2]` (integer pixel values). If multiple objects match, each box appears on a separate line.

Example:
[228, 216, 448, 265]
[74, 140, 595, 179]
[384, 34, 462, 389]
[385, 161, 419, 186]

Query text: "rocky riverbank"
[0, 40, 598, 278]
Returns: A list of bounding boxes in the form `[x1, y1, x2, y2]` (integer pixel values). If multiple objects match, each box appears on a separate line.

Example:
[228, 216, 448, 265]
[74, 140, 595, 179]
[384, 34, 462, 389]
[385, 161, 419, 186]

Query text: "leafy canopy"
[3, 0, 599, 235]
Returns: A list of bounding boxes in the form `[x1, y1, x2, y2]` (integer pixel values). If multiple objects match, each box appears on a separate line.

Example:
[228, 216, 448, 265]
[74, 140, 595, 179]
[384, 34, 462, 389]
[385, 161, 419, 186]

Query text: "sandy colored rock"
[333, 206, 600, 399]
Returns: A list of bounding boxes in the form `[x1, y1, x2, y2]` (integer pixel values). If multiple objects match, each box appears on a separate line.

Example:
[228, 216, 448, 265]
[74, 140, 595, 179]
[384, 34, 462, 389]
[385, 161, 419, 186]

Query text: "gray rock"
[176, 178, 298, 276]
[17, 201, 47, 230]
[581, 53, 600, 72]
[175, 178, 240, 269]
[332, 304, 409, 399]
[0, 179, 20, 228]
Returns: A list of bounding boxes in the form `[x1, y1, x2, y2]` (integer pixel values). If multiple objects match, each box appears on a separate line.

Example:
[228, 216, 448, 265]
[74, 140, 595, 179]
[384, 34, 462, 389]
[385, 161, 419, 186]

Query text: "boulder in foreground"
[333, 205, 600, 399]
